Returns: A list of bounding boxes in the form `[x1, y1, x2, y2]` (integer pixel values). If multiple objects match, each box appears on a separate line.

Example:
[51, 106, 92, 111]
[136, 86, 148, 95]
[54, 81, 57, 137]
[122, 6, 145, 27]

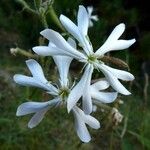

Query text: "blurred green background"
[0, 0, 150, 149]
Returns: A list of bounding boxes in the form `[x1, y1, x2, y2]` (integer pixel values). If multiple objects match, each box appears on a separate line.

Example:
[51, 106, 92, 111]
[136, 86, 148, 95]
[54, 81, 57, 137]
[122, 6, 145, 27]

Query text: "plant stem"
[93, 99, 112, 111]
[48, 6, 65, 31]
[40, 14, 48, 28]
[16, 0, 38, 15]
[10, 48, 38, 58]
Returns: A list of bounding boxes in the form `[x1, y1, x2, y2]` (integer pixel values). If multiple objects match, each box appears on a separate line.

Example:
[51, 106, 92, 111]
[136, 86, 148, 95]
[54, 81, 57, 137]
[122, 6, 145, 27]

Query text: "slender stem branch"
[120, 116, 128, 138]
[93, 99, 112, 111]
[10, 48, 38, 58]
[48, 6, 65, 31]
[40, 14, 48, 28]
[16, 0, 38, 15]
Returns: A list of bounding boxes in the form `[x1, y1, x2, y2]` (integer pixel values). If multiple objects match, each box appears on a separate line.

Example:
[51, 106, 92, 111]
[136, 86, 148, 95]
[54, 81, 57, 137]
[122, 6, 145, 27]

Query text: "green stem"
[48, 6, 65, 31]
[40, 14, 48, 28]
[16, 0, 38, 15]
[10, 48, 38, 58]
[93, 99, 112, 111]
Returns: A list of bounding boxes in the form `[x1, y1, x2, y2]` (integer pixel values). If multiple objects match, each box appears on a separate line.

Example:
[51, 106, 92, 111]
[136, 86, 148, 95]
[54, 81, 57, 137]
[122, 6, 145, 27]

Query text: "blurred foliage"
[0, 0, 150, 149]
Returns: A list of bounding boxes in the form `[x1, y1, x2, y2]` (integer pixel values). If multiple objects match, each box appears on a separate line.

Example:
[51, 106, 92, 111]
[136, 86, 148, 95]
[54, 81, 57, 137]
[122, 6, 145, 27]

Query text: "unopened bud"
[10, 48, 18, 55]
[111, 108, 123, 125]
[99, 56, 129, 70]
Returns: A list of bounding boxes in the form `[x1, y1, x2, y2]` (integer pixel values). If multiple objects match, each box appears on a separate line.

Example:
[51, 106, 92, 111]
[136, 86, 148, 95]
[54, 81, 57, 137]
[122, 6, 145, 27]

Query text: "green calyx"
[59, 87, 70, 101]
[87, 54, 97, 64]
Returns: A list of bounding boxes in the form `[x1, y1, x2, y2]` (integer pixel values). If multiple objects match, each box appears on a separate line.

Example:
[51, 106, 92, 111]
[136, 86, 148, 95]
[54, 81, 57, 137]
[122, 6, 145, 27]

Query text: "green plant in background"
[0, 0, 149, 149]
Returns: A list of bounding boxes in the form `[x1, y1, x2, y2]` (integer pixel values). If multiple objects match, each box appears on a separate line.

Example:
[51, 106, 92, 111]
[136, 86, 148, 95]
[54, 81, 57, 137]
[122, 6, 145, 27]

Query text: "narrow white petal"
[60, 15, 81, 42]
[102, 64, 135, 81]
[95, 23, 136, 56]
[84, 115, 100, 129]
[67, 37, 77, 49]
[82, 65, 94, 114]
[41, 29, 86, 60]
[32, 46, 69, 56]
[26, 59, 59, 93]
[14, 74, 58, 93]
[72, 107, 91, 143]
[53, 55, 73, 87]
[92, 105, 97, 112]
[98, 64, 131, 95]
[91, 79, 110, 90]
[91, 90, 118, 103]
[89, 21, 94, 27]
[28, 106, 49, 128]
[106, 23, 126, 41]
[26, 59, 58, 93]
[26, 59, 47, 82]
[67, 65, 91, 112]
[95, 39, 136, 56]
[75, 106, 100, 129]
[91, 15, 98, 21]
[60, 12, 93, 55]
[16, 101, 49, 116]
[52, 38, 75, 86]
[16, 98, 60, 117]
[78, 5, 89, 35]
[87, 6, 93, 16]
[108, 39, 136, 51]
[14, 74, 44, 89]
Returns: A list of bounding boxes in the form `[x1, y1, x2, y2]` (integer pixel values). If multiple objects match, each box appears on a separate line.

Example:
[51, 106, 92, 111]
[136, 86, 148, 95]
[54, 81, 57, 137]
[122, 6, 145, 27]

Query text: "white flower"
[14, 51, 100, 142]
[87, 6, 98, 27]
[16, 98, 61, 128]
[14, 39, 74, 128]
[32, 5, 135, 113]
[72, 106, 100, 143]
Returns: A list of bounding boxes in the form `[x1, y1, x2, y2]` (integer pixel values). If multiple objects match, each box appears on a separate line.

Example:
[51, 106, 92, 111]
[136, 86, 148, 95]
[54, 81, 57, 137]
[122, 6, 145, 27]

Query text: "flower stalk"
[16, 0, 38, 15]
[48, 6, 65, 31]
[10, 48, 38, 58]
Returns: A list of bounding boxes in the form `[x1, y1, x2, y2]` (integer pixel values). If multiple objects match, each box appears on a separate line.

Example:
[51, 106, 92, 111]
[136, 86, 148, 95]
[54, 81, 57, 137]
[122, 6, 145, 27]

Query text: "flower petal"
[14, 74, 44, 89]
[16, 101, 49, 116]
[75, 106, 100, 129]
[60, 15, 80, 42]
[67, 65, 92, 112]
[84, 115, 100, 129]
[67, 37, 77, 49]
[32, 46, 67, 56]
[87, 6, 93, 16]
[78, 5, 89, 35]
[90, 15, 98, 21]
[16, 98, 60, 117]
[52, 38, 76, 86]
[28, 106, 49, 128]
[53, 55, 73, 87]
[40, 29, 86, 60]
[101, 64, 135, 81]
[98, 64, 131, 95]
[72, 107, 91, 143]
[82, 65, 94, 114]
[91, 90, 118, 103]
[60, 10, 93, 55]
[14, 74, 58, 93]
[95, 23, 136, 55]
[91, 79, 110, 90]
[106, 23, 126, 41]
[26, 59, 58, 93]
[26, 59, 47, 82]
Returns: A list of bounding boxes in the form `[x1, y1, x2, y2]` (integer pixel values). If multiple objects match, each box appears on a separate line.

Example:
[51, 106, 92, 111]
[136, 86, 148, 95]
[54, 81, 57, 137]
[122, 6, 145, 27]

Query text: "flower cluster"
[14, 5, 135, 142]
